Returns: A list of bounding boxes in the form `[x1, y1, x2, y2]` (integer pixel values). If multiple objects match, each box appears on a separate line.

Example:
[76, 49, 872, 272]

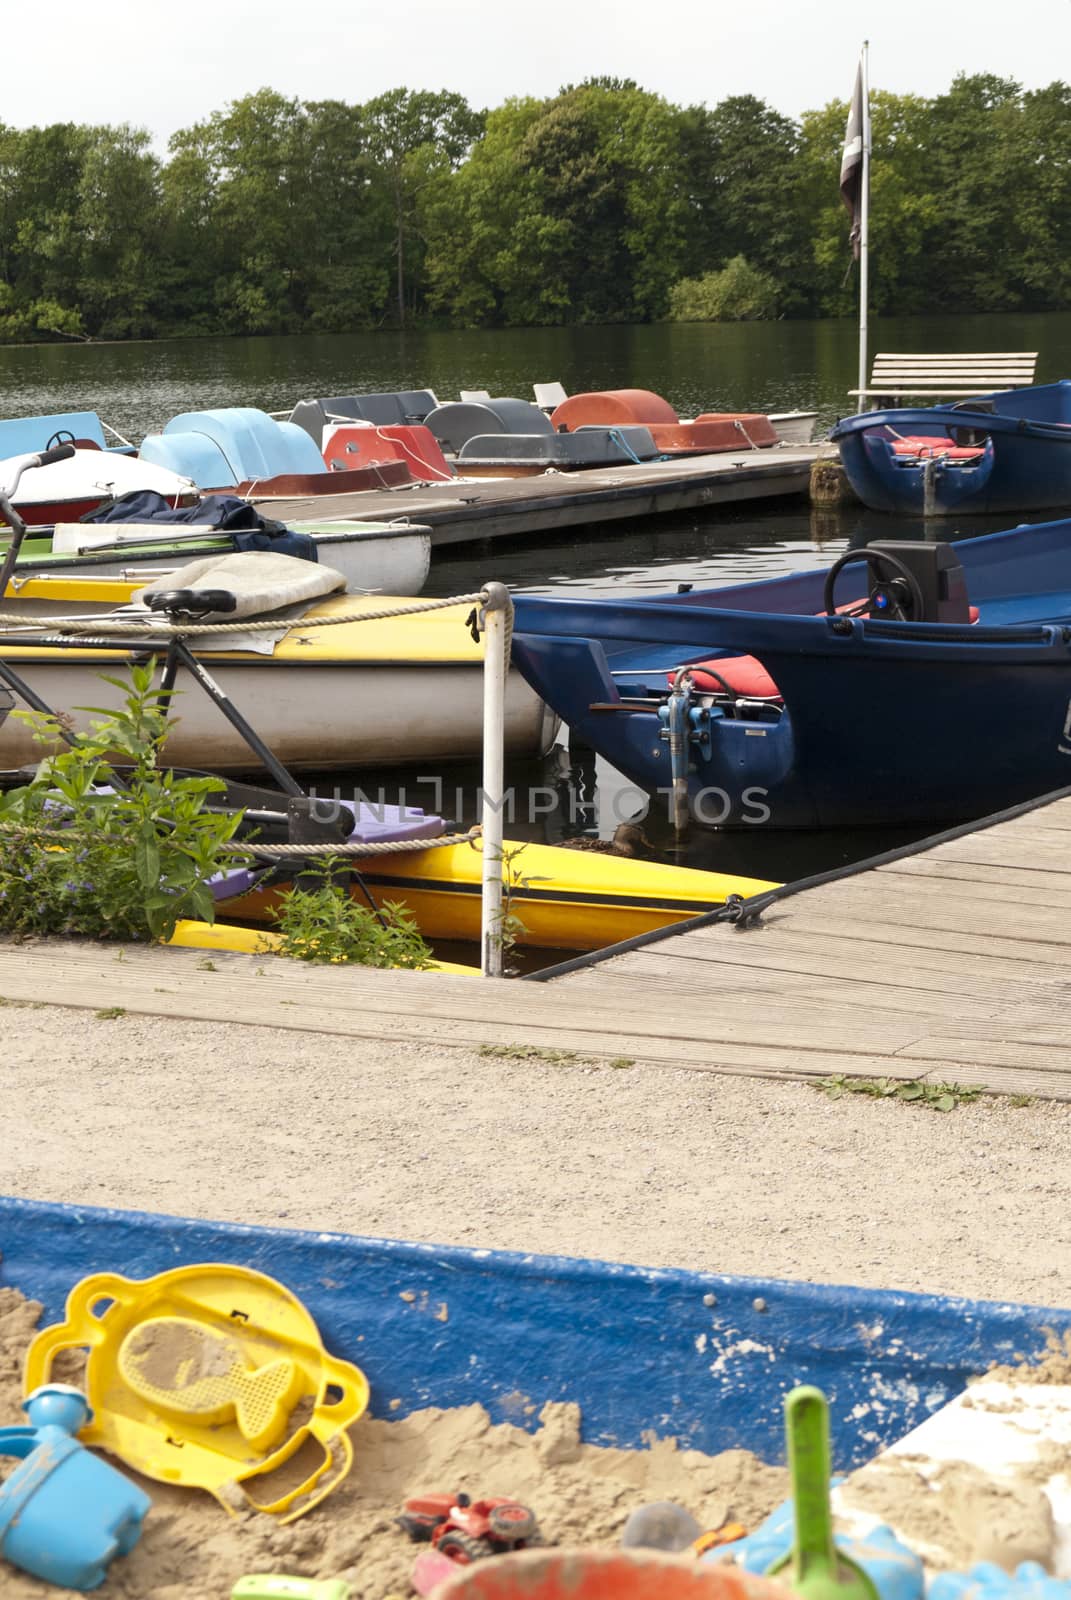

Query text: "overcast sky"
[9, 0, 1071, 146]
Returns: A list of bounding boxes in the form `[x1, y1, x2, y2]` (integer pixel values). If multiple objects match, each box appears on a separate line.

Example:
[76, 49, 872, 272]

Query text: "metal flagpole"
[857, 40, 871, 414]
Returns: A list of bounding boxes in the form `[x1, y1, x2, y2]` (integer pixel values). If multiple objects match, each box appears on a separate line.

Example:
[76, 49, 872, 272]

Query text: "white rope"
[232, 828, 481, 859]
[0, 590, 489, 638]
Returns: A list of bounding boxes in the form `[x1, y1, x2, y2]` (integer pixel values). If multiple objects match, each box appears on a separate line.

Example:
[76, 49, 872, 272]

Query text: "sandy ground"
[2, 1002, 1069, 1306]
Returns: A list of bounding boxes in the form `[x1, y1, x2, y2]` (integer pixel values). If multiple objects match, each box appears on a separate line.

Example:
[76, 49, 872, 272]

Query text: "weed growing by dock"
[477, 1044, 635, 1069]
[269, 858, 433, 969]
[0, 666, 249, 944]
[818, 1075, 985, 1111]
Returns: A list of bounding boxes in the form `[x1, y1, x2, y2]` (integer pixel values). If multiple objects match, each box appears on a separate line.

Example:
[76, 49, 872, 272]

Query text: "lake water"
[3, 312, 1066, 932]
[2, 309, 1069, 441]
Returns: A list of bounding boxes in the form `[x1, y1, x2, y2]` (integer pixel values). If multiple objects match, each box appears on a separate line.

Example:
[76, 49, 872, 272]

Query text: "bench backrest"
[854, 352, 1038, 401]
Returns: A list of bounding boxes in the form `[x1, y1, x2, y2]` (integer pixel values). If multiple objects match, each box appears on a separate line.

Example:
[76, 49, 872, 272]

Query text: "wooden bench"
[850, 352, 1038, 406]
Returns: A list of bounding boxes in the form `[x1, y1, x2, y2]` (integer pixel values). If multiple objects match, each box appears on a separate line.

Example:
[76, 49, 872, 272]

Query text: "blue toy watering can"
[0, 1384, 151, 1590]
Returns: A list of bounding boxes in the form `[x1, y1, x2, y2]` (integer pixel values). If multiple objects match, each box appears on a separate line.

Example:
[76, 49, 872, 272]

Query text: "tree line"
[0, 72, 1068, 343]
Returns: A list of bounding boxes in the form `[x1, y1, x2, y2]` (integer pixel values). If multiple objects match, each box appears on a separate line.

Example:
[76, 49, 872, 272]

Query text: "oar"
[767, 1386, 880, 1600]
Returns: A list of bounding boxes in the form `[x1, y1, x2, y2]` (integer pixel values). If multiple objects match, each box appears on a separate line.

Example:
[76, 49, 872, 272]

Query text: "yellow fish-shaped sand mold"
[117, 1318, 305, 1455]
[23, 1264, 370, 1524]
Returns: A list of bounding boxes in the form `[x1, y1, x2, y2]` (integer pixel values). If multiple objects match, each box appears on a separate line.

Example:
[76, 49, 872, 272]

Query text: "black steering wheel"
[45, 428, 76, 450]
[823, 548, 925, 622]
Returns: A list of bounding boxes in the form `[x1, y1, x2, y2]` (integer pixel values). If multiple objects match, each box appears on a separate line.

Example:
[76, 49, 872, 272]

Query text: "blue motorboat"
[510, 522, 1071, 830]
[830, 380, 1071, 516]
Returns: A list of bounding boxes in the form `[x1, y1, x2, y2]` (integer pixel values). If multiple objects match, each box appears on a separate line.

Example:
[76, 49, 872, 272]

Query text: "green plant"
[269, 859, 433, 969]
[487, 843, 551, 970]
[95, 1006, 126, 1020]
[0, 666, 250, 944]
[818, 1075, 984, 1111]
[478, 1043, 581, 1065]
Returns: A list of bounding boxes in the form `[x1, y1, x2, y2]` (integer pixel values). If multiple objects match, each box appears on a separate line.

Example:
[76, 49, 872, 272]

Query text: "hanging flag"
[840, 56, 866, 259]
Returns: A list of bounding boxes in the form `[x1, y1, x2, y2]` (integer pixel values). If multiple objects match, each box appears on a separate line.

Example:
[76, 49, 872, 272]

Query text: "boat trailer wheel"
[823, 547, 926, 622]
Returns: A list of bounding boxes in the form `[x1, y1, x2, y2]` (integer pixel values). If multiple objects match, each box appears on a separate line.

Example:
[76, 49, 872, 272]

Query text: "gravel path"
[3, 1002, 1069, 1306]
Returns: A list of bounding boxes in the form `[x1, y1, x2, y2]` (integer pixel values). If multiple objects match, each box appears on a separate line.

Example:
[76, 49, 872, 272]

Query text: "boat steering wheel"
[823, 548, 926, 622]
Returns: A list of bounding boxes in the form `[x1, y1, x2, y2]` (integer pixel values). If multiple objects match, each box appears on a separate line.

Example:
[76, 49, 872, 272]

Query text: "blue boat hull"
[831, 381, 1071, 516]
[511, 518, 1071, 829]
[2, 1196, 1069, 1469]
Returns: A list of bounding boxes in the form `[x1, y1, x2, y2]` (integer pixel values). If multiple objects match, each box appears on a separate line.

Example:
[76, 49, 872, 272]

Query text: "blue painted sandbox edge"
[2, 1196, 1067, 1471]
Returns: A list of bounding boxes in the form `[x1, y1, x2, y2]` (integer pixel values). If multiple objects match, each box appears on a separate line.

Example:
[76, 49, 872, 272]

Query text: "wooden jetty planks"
[4, 791, 1071, 1098]
[255, 447, 818, 548]
[0, 942, 923, 1080]
[557, 792, 1071, 1100]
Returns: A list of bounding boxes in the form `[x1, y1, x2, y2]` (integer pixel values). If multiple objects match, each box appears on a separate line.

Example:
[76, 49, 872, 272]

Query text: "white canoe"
[768, 411, 819, 445]
[40, 518, 431, 594]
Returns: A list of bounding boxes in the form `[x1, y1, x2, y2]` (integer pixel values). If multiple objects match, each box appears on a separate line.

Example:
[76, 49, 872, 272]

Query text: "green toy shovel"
[766, 1387, 879, 1600]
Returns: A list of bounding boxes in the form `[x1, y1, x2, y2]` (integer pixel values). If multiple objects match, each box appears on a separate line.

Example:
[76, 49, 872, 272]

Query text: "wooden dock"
[3, 791, 1071, 1101]
[255, 446, 818, 548]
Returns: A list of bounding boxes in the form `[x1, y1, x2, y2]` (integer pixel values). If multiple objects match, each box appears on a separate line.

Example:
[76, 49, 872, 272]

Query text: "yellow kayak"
[218, 838, 777, 952]
[167, 919, 479, 974]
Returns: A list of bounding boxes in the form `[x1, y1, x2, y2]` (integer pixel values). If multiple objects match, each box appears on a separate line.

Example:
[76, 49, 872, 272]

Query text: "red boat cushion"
[889, 434, 985, 462]
[670, 606, 980, 698]
[684, 655, 780, 697]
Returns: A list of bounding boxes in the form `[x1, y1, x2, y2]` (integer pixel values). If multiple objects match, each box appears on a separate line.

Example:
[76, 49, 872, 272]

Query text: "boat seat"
[888, 434, 987, 463]
[331, 391, 438, 426]
[343, 393, 412, 427]
[289, 392, 438, 448]
[140, 408, 325, 488]
[288, 397, 362, 447]
[425, 398, 556, 455]
[455, 427, 658, 466]
[534, 381, 569, 411]
[139, 430, 237, 489]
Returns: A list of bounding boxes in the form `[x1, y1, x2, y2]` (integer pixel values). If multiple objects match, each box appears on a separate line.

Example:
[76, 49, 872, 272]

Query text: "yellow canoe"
[218, 838, 778, 952]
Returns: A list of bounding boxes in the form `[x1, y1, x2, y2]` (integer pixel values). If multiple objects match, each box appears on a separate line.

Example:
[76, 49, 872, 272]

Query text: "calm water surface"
[2, 309, 1069, 440]
[3, 313, 1064, 917]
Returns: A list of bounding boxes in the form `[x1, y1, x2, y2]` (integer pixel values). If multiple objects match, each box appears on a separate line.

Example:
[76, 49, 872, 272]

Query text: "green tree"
[361, 88, 483, 326]
[678, 97, 808, 297]
[426, 81, 690, 326]
[797, 89, 941, 316]
[76, 125, 163, 338]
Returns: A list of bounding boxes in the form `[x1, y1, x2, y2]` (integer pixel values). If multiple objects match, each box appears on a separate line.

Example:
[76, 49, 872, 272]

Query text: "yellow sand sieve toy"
[23, 1263, 369, 1523]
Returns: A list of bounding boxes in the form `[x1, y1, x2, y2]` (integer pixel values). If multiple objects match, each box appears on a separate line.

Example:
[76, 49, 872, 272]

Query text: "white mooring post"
[479, 582, 512, 977]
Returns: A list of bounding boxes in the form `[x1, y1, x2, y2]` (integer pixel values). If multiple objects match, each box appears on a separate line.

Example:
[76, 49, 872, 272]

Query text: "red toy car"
[397, 1492, 542, 1563]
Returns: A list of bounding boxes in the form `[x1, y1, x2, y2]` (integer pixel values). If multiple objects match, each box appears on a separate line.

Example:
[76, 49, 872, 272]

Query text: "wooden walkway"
[3, 793, 1071, 1099]
[256, 446, 818, 548]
